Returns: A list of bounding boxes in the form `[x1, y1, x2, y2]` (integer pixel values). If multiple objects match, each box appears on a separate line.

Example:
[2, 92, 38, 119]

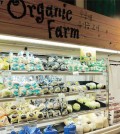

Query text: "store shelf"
[0, 107, 107, 132]
[79, 72, 103, 75]
[0, 89, 108, 102]
[86, 123, 120, 134]
[0, 70, 103, 76]
[86, 89, 107, 93]
[12, 71, 72, 75]
[15, 108, 108, 130]
[0, 92, 79, 102]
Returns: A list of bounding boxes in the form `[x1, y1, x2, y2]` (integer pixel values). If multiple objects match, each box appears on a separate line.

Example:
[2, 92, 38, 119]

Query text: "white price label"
[0, 129, 6, 134]
[0, 76, 3, 83]
[96, 90, 101, 94]
[5, 125, 14, 133]
[73, 71, 79, 76]
[72, 113, 78, 118]
[16, 97, 25, 103]
[86, 94, 90, 98]
[2, 71, 11, 77]
[79, 91, 85, 97]
[29, 120, 37, 127]
[58, 93, 65, 99]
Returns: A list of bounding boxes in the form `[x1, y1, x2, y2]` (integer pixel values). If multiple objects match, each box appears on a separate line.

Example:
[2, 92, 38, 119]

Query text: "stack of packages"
[64, 113, 109, 133]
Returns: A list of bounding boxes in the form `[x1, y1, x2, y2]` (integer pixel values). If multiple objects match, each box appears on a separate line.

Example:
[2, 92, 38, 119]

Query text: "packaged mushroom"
[18, 114, 27, 123]
[6, 104, 18, 115]
[35, 111, 44, 120]
[27, 112, 36, 121]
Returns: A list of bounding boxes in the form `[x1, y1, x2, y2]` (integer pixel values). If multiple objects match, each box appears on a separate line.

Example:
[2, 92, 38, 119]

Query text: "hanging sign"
[80, 48, 96, 62]
[0, 0, 120, 50]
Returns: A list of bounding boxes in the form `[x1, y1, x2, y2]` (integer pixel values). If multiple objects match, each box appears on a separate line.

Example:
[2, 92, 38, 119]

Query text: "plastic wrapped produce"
[54, 86, 61, 93]
[35, 111, 44, 120]
[60, 64, 67, 71]
[18, 113, 27, 123]
[73, 103, 81, 111]
[11, 89, 19, 97]
[86, 83, 96, 90]
[61, 108, 68, 116]
[11, 63, 19, 71]
[0, 83, 5, 90]
[12, 82, 20, 89]
[53, 100, 60, 110]
[9, 114, 19, 124]
[27, 112, 36, 121]
[42, 86, 49, 94]
[34, 57, 41, 64]
[46, 102, 53, 110]
[19, 87, 27, 97]
[67, 104, 73, 113]
[33, 88, 41, 96]
[35, 64, 44, 71]
[19, 63, 26, 71]
[48, 86, 54, 94]
[1, 89, 12, 98]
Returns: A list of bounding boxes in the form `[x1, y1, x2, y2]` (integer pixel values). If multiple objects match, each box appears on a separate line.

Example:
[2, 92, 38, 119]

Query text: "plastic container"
[15, 126, 43, 134]
[44, 125, 58, 134]
[64, 123, 76, 134]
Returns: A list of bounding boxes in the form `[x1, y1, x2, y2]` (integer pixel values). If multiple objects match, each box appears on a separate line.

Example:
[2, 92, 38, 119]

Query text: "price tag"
[0, 129, 6, 134]
[16, 97, 25, 103]
[86, 94, 90, 98]
[29, 120, 37, 127]
[2, 71, 11, 77]
[72, 113, 78, 118]
[79, 91, 85, 97]
[73, 71, 79, 76]
[5, 125, 14, 133]
[0, 76, 3, 83]
[58, 93, 65, 100]
[96, 90, 101, 94]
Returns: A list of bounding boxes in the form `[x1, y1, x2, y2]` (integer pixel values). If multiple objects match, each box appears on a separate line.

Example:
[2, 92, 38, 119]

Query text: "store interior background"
[0, 0, 119, 132]
[58, 0, 120, 102]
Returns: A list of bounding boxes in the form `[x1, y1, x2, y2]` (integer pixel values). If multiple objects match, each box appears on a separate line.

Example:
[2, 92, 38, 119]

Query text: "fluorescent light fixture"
[0, 34, 119, 54]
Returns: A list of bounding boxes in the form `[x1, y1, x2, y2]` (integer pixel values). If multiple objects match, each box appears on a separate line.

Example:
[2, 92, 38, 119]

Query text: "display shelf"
[0, 92, 79, 102]
[86, 89, 107, 93]
[0, 107, 107, 132]
[0, 70, 103, 76]
[79, 72, 103, 75]
[0, 89, 108, 102]
[86, 123, 120, 134]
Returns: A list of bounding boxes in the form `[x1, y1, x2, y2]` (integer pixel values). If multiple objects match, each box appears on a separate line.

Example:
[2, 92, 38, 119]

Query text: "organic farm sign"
[0, 0, 120, 50]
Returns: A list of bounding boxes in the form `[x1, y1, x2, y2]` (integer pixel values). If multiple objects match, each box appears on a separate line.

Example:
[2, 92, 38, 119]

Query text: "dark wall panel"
[59, 0, 76, 5]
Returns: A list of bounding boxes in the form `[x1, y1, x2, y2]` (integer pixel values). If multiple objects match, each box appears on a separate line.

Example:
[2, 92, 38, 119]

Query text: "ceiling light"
[0, 34, 119, 54]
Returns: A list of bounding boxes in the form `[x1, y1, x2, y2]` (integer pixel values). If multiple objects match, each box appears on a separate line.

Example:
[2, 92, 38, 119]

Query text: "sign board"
[0, 0, 120, 50]
[80, 48, 96, 62]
